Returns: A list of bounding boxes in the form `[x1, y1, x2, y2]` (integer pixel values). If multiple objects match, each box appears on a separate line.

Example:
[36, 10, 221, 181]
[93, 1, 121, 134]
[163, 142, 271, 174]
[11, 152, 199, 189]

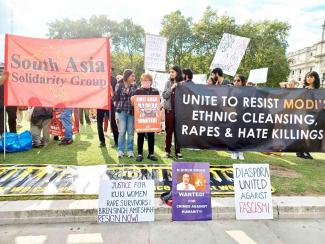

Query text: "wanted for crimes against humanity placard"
[233, 164, 273, 220]
[98, 180, 155, 223]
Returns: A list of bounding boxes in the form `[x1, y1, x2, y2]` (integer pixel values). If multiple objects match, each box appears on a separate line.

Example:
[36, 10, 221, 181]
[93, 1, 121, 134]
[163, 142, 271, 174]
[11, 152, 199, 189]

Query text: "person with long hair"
[296, 71, 320, 160]
[115, 69, 137, 158]
[162, 65, 183, 159]
[231, 74, 246, 160]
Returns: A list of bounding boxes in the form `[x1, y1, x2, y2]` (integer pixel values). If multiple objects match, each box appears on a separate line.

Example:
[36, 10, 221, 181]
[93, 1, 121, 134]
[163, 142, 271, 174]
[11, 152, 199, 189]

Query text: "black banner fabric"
[176, 83, 325, 152]
[0, 164, 264, 196]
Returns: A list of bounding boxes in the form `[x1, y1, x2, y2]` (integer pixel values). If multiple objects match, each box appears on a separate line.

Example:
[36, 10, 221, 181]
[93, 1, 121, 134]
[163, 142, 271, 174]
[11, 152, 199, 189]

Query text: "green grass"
[2, 123, 325, 197]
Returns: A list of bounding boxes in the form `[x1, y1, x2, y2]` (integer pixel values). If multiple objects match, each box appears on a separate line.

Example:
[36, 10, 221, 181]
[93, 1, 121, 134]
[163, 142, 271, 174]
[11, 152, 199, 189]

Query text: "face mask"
[141, 80, 152, 89]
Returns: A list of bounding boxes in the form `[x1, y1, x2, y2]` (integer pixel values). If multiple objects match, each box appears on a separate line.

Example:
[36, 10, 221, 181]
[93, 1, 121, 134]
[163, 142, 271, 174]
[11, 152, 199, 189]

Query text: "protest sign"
[147, 71, 169, 95]
[248, 68, 268, 84]
[210, 33, 250, 76]
[193, 74, 207, 85]
[233, 164, 273, 220]
[5, 34, 110, 109]
[98, 179, 155, 223]
[172, 162, 212, 221]
[176, 83, 325, 152]
[144, 34, 167, 72]
[134, 95, 161, 133]
[48, 110, 79, 136]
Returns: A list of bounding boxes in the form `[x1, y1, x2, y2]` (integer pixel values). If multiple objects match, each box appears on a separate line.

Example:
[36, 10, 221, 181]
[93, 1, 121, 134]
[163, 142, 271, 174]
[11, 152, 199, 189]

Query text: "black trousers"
[137, 132, 155, 155]
[0, 106, 17, 135]
[97, 107, 119, 145]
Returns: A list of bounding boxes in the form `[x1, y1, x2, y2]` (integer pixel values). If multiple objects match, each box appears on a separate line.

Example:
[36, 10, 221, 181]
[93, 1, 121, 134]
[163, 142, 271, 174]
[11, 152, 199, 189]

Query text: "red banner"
[134, 95, 161, 133]
[4, 34, 110, 109]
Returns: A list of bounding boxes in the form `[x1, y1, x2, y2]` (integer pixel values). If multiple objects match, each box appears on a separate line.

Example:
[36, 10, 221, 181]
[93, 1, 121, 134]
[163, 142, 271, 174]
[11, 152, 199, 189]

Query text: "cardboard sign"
[210, 33, 250, 76]
[98, 179, 155, 223]
[248, 68, 268, 84]
[193, 74, 207, 85]
[172, 162, 212, 221]
[134, 95, 161, 133]
[233, 164, 273, 220]
[147, 71, 169, 95]
[144, 34, 167, 72]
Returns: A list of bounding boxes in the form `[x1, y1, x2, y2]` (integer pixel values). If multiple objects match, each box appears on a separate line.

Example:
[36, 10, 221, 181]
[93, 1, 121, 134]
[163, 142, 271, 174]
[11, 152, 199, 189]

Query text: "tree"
[160, 10, 193, 68]
[48, 16, 145, 79]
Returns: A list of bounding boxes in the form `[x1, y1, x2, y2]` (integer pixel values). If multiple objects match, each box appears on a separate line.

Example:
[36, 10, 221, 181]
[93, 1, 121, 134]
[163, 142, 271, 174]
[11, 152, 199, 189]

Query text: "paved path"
[1, 219, 324, 244]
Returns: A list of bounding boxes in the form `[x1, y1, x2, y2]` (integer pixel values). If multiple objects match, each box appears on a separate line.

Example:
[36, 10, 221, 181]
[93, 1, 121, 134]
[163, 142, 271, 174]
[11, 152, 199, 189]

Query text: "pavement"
[1, 219, 325, 244]
[0, 196, 325, 225]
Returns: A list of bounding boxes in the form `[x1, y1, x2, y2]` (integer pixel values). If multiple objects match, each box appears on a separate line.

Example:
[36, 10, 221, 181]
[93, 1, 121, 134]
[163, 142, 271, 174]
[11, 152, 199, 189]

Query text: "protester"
[182, 68, 194, 83]
[0, 71, 17, 135]
[163, 65, 183, 159]
[59, 108, 73, 145]
[115, 69, 137, 158]
[79, 109, 91, 125]
[231, 74, 246, 160]
[296, 71, 320, 160]
[279, 80, 298, 88]
[131, 73, 159, 162]
[246, 81, 256, 87]
[30, 107, 53, 148]
[97, 76, 119, 148]
[208, 68, 231, 86]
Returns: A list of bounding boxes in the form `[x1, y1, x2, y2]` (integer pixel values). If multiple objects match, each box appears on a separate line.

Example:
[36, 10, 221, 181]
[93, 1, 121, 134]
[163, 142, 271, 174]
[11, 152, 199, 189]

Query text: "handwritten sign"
[248, 68, 268, 84]
[210, 33, 250, 76]
[144, 34, 167, 72]
[147, 71, 169, 95]
[233, 164, 273, 220]
[172, 162, 212, 221]
[98, 179, 155, 223]
[193, 74, 207, 85]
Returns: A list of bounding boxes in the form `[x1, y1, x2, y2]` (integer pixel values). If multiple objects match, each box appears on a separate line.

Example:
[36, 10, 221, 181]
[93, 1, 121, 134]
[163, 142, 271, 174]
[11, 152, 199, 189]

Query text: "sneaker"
[304, 152, 313, 160]
[59, 139, 73, 145]
[231, 152, 238, 160]
[164, 152, 171, 158]
[136, 155, 143, 162]
[175, 153, 184, 160]
[148, 154, 158, 161]
[238, 152, 245, 160]
[127, 151, 134, 158]
[118, 151, 124, 158]
[99, 142, 106, 148]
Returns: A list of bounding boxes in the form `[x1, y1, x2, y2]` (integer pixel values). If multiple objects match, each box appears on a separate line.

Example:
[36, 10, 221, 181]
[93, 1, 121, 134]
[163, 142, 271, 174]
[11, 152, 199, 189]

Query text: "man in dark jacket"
[30, 107, 53, 147]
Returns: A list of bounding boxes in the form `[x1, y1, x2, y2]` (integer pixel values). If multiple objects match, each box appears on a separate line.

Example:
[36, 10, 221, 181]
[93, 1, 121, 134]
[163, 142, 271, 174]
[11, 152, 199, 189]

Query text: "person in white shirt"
[177, 173, 196, 191]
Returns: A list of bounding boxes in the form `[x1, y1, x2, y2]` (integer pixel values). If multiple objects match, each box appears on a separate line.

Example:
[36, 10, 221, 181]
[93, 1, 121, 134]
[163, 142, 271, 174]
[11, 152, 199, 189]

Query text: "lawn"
[1, 122, 325, 196]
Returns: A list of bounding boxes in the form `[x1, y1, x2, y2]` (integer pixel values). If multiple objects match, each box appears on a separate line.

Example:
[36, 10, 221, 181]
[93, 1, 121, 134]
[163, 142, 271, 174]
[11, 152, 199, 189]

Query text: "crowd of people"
[0, 66, 322, 161]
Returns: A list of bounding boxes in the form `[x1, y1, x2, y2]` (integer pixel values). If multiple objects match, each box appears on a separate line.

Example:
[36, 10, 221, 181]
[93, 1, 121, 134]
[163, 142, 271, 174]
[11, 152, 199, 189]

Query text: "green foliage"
[47, 8, 291, 86]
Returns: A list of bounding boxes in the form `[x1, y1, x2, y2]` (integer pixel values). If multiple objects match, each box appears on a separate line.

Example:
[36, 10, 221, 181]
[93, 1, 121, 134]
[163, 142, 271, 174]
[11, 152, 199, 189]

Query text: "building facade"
[287, 21, 325, 85]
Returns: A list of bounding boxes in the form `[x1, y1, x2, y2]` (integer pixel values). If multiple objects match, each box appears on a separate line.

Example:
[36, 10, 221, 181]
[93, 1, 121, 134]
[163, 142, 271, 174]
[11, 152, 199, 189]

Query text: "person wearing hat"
[115, 69, 137, 158]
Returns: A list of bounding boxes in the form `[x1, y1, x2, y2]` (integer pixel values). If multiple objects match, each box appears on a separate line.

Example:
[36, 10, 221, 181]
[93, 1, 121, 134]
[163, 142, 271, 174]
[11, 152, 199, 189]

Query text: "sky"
[0, 0, 325, 62]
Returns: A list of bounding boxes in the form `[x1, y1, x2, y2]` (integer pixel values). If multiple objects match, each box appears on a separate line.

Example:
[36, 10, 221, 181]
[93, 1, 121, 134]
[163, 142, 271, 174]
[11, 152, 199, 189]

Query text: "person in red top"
[131, 73, 159, 162]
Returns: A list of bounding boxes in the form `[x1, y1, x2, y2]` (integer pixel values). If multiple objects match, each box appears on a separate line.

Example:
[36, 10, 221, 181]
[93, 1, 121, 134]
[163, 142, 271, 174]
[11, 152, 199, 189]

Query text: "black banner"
[176, 83, 325, 152]
[0, 164, 276, 196]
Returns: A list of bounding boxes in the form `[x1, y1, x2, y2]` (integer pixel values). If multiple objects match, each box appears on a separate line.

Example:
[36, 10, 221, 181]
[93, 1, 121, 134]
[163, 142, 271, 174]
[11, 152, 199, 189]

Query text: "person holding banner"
[296, 71, 321, 160]
[163, 65, 183, 159]
[208, 68, 231, 86]
[0, 70, 17, 135]
[58, 109, 73, 145]
[131, 73, 159, 162]
[182, 68, 194, 83]
[115, 69, 137, 158]
[231, 75, 246, 160]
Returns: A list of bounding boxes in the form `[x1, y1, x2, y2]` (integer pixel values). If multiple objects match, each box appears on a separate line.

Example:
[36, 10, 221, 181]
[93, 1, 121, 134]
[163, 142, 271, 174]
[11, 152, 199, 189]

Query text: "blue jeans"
[60, 109, 73, 140]
[117, 111, 134, 152]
